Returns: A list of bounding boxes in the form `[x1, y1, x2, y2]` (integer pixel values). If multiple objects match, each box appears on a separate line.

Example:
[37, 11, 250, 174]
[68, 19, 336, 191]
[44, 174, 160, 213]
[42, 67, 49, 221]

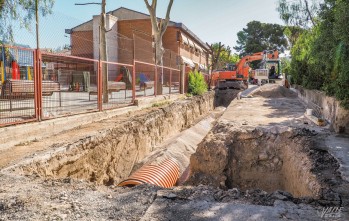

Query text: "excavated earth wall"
[188, 126, 321, 197]
[14, 92, 226, 185]
[187, 85, 348, 210]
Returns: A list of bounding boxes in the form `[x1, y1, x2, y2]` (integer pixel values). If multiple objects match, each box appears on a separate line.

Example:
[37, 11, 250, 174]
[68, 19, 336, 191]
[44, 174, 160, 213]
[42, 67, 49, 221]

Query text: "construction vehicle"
[212, 50, 281, 89]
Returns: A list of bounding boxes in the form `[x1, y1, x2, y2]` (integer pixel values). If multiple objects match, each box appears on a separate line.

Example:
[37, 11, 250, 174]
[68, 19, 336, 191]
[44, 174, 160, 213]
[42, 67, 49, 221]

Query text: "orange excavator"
[212, 50, 280, 89]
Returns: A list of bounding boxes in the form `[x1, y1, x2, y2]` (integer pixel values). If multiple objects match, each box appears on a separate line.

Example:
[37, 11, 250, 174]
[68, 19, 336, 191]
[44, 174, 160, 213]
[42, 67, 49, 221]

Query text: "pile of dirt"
[251, 84, 297, 98]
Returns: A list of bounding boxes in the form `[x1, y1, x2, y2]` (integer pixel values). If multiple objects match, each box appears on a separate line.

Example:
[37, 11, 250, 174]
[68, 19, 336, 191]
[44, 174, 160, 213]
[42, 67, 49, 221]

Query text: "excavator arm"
[236, 50, 279, 75]
[211, 50, 279, 89]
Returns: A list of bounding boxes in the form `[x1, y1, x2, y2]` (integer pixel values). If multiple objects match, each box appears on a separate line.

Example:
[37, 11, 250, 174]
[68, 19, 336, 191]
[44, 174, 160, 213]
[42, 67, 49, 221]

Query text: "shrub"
[188, 70, 207, 96]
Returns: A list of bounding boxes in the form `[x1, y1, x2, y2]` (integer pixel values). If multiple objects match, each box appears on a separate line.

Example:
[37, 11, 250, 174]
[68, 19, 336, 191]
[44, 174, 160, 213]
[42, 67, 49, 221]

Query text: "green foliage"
[284, 26, 305, 46]
[188, 70, 207, 96]
[277, 0, 320, 28]
[286, 0, 349, 109]
[151, 100, 171, 108]
[0, 0, 55, 42]
[209, 43, 240, 71]
[234, 21, 288, 57]
[281, 58, 291, 77]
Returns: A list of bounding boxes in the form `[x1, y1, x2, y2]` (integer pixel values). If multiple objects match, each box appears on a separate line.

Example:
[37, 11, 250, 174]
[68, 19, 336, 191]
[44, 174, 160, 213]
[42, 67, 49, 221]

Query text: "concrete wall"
[295, 85, 349, 134]
[93, 14, 118, 63]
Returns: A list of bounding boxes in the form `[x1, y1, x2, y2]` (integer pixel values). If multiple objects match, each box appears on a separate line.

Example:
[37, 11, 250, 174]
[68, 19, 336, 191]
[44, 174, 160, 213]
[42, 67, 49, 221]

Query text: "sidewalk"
[0, 94, 184, 151]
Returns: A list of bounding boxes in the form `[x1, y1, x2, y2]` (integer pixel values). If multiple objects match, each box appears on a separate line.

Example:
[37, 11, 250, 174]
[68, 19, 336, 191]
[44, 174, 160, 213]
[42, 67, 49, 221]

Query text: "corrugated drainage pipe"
[117, 158, 180, 188]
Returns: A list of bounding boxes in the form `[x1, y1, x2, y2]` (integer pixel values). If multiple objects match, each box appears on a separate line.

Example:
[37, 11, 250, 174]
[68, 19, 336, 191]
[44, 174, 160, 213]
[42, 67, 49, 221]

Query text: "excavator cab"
[266, 60, 282, 79]
[226, 63, 236, 71]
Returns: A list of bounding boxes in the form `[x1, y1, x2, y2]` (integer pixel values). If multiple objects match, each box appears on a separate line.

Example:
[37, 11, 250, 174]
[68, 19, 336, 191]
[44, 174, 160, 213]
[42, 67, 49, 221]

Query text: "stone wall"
[295, 85, 349, 134]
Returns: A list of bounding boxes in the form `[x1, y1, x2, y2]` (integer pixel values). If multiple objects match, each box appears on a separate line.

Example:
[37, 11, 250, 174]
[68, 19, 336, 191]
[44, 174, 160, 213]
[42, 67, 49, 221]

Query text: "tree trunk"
[207, 42, 224, 89]
[144, 0, 174, 96]
[154, 34, 164, 95]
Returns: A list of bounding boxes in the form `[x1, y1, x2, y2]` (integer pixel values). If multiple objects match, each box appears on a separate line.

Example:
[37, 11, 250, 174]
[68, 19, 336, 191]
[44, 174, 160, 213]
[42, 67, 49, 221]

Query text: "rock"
[273, 157, 279, 164]
[258, 152, 269, 161]
[269, 190, 293, 201]
[0, 202, 5, 211]
[322, 189, 341, 202]
[166, 193, 177, 199]
[228, 188, 240, 198]
[157, 190, 177, 199]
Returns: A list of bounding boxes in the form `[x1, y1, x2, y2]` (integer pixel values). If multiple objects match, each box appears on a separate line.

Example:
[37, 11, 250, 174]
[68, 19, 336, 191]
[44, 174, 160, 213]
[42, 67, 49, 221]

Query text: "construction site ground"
[0, 85, 348, 221]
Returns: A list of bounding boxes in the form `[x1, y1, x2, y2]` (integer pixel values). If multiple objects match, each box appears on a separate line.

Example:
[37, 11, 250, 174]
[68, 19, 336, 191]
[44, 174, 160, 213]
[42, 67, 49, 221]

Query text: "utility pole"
[75, 0, 108, 103]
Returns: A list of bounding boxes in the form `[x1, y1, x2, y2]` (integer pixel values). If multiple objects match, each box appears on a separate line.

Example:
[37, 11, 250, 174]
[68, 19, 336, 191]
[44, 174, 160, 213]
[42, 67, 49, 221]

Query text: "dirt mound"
[251, 84, 297, 98]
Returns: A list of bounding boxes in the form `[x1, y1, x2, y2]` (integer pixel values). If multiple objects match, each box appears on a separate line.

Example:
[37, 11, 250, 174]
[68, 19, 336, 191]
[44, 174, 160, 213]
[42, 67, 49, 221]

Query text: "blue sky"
[14, 0, 284, 51]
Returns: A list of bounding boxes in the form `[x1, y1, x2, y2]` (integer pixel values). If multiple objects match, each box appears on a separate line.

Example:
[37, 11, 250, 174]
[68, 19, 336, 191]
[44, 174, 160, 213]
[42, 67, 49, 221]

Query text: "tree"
[283, 0, 349, 108]
[144, 0, 174, 95]
[277, 0, 321, 29]
[207, 42, 224, 72]
[207, 42, 239, 71]
[0, 0, 55, 42]
[188, 70, 207, 96]
[233, 21, 288, 57]
[283, 26, 305, 47]
[206, 42, 240, 89]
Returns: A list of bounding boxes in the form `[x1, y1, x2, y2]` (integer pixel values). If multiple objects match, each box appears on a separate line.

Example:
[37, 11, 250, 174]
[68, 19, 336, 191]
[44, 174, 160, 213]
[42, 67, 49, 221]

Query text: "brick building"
[66, 7, 210, 93]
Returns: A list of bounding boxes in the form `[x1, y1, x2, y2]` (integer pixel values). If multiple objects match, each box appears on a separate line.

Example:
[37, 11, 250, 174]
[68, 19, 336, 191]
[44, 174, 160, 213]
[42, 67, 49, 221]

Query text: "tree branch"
[165, 0, 174, 22]
[75, 3, 101, 5]
[159, 0, 173, 35]
[303, 0, 316, 26]
[152, 0, 157, 11]
[144, 0, 151, 10]
[0, 0, 5, 11]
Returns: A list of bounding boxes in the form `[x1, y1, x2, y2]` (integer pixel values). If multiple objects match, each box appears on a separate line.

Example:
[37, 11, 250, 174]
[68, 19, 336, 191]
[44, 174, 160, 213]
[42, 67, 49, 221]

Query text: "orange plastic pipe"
[118, 158, 180, 188]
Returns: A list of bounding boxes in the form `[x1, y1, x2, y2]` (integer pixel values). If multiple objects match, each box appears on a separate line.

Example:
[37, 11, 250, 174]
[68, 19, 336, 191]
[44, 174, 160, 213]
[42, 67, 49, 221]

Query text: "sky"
[14, 0, 284, 52]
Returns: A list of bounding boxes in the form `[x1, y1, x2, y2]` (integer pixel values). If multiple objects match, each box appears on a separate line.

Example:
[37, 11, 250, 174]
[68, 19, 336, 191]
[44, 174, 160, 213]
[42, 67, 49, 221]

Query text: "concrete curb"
[0, 94, 184, 151]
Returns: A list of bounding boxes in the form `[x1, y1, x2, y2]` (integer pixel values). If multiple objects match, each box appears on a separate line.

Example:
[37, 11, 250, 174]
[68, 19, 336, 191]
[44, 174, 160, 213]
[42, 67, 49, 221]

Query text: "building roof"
[68, 7, 209, 51]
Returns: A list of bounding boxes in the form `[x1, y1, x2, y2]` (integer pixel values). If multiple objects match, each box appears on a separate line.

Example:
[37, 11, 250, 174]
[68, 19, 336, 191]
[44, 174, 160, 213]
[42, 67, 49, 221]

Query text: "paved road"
[325, 134, 349, 182]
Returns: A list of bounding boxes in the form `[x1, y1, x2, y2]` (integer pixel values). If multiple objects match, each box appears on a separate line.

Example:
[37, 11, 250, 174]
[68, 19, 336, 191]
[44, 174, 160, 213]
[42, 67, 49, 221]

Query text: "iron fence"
[0, 34, 181, 127]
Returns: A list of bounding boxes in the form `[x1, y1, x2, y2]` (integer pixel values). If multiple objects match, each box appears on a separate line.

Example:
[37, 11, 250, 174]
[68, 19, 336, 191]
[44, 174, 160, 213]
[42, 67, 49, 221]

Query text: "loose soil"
[0, 86, 348, 220]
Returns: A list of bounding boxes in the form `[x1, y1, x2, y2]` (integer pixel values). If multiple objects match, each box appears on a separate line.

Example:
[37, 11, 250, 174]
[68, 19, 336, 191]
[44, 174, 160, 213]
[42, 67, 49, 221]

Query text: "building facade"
[66, 7, 210, 92]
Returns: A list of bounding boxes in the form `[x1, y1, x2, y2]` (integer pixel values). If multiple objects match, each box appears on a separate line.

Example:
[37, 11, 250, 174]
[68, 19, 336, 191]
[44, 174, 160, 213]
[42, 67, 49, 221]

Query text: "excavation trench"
[13, 90, 238, 186]
[186, 85, 344, 205]
[10, 87, 342, 206]
[188, 126, 323, 198]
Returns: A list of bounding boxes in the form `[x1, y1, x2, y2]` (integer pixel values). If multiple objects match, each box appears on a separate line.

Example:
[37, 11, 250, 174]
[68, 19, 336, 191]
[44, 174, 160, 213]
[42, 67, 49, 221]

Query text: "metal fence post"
[170, 69, 172, 95]
[154, 65, 157, 97]
[35, 49, 43, 121]
[33, 50, 39, 121]
[132, 35, 136, 102]
[98, 61, 102, 111]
